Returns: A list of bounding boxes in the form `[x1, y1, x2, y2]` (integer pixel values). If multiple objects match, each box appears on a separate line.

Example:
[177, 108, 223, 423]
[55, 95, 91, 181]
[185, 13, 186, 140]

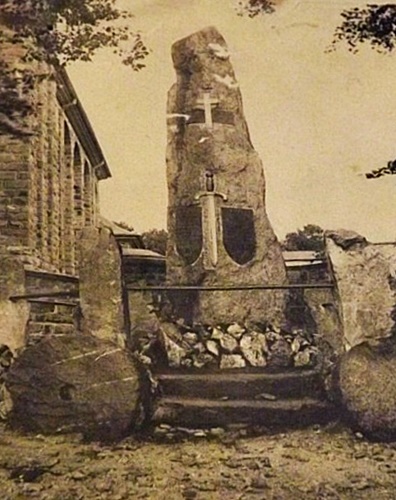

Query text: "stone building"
[0, 33, 111, 275]
[0, 29, 113, 351]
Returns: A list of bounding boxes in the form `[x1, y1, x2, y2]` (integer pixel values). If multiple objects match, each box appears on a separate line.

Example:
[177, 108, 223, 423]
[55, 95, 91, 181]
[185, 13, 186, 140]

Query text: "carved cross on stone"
[167, 27, 288, 326]
[194, 89, 219, 129]
[195, 172, 227, 269]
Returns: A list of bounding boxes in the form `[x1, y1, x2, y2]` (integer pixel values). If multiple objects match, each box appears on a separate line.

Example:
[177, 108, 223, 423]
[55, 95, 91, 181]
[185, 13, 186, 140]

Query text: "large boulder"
[326, 229, 396, 349]
[336, 339, 396, 440]
[4, 334, 144, 441]
[78, 227, 126, 347]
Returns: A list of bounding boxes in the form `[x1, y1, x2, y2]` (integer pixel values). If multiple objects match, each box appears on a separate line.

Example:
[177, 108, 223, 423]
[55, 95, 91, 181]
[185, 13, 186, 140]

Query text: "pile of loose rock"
[153, 321, 319, 370]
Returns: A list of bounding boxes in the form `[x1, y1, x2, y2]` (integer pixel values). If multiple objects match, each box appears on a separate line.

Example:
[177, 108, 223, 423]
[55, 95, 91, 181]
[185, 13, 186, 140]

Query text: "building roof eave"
[55, 67, 111, 180]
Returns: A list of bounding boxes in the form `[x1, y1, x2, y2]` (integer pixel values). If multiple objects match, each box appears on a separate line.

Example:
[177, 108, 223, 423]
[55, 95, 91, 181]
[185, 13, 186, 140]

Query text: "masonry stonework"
[0, 30, 111, 275]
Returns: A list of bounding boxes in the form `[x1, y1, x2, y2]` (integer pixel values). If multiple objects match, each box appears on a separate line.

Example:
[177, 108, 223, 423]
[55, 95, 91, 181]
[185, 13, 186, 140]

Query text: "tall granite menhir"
[166, 27, 287, 325]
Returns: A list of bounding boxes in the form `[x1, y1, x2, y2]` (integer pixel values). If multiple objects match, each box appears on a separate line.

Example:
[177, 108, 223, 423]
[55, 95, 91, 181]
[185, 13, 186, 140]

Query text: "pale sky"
[68, 0, 396, 242]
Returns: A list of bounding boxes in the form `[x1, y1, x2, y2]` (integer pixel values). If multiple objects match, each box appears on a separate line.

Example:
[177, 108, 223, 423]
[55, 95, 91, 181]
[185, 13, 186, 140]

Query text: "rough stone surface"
[127, 287, 163, 364]
[220, 354, 246, 369]
[159, 333, 187, 368]
[240, 332, 267, 367]
[326, 230, 396, 349]
[336, 340, 396, 440]
[326, 229, 367, 251]
[227, 323, 245, 338]
[138, 319, 321, 371]
[128, 289, 161, 339]
[302, 288, 344, 357]
[160, 322, 186, 345]
[0, 256, 29, 354]
[206, 340, 219, 356]
[158, 322, 189, 368]
[166, 26, 287, 326]
[267, 338, 293, 369]
[219, 333, 238, 353]
[4, 334, 143, 441]
[78, 227, 126, 346]
[184, 332, 199, 345]
[192, 352, 216, 369]
[211, 327, 223, 340]
[294, 350, 313, 368]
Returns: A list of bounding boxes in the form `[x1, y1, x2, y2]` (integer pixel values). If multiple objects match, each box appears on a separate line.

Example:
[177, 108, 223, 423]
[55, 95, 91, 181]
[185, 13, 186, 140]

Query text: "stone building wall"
[0, 28, 111, 276]
[0, 134, 31, 250]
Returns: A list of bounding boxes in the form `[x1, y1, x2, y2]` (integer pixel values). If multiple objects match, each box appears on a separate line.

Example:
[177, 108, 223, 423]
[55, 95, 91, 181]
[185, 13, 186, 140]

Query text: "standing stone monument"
[166, 26, 287, 326]
[78, 227, 126, 347]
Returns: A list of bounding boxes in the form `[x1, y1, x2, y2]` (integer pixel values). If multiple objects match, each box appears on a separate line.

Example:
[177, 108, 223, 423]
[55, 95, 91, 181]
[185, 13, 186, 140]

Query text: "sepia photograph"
[1, 0, 396, 498]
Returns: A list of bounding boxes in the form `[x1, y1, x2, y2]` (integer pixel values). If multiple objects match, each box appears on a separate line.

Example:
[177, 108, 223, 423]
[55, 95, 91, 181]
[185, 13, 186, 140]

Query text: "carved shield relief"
[175, 205, 202, 264]
[222, 207, 256, 265]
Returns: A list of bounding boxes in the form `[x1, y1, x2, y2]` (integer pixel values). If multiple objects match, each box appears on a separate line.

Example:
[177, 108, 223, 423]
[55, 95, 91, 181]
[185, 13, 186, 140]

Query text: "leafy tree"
[141, 229, 168, 256]
[366, 159, 396, 179]
[282, 224, 325, 253]
[332, 4, 396, 53]
[0, 0, 148, 68]
[0, 0, 149, 132]
[236, 0, 275, 17]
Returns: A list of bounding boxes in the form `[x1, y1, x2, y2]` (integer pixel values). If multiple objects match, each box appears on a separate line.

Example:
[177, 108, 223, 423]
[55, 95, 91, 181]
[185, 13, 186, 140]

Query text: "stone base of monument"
[130, 297, 338, 431]
[144, 319, 321, 371]
[151, 368, 337, 429]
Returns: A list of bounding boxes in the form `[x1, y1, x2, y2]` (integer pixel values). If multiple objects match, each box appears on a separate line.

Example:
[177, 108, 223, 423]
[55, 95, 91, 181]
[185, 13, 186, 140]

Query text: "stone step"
[152, 396, 337, 428]
[155, 368, 325, 400]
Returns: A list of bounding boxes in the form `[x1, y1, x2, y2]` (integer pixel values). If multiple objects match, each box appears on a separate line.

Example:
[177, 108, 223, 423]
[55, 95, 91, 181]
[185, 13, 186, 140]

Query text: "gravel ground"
[1, 422, 396, 499]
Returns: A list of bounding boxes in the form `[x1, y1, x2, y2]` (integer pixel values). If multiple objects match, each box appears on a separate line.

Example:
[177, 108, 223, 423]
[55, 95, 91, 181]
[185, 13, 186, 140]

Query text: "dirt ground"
[1, 422, 396, 500]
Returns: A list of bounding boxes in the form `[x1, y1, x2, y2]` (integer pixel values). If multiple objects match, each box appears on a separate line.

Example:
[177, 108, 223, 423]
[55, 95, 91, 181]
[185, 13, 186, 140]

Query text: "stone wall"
[0, 25, 107, 276]
[13, 269, 79, 347]
[0, 29, 32, 257]
[25, 71, 101, 275]
[0, 134, 31, 250]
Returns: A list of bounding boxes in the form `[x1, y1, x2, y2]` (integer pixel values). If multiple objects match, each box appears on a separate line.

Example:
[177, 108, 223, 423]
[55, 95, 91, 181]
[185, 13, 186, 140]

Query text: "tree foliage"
[332, 4, 396, 53]
[0, 0, 149, 132]
[236, 0, 275, 17]
[282, 224, 325, 253]
[0, 0, 148, 68]
[141, 229, 168, 256]
[366, 159, 396, 179]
